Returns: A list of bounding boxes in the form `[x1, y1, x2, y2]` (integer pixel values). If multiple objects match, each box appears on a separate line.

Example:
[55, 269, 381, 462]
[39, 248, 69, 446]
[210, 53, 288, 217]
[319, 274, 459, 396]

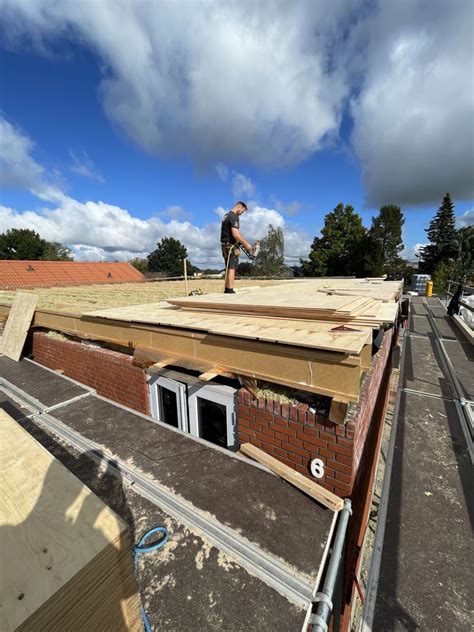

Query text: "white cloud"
[272, 197, 303, 217]
[0, 116, 45, 190]
[232, 172, 256, 200]
[69, 149, 104, 183]
[215, 163, 228, 182]
[0, 0, 353, 169]
[401, 242, 425, 263]
[0, 117, 310, 267]
[351, 0, 474, 206]
[457, 208, 474, 228]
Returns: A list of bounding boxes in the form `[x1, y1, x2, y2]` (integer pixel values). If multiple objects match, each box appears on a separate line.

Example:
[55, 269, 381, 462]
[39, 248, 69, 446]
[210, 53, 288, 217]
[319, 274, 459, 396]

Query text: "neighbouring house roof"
[0, 260, 145, 289]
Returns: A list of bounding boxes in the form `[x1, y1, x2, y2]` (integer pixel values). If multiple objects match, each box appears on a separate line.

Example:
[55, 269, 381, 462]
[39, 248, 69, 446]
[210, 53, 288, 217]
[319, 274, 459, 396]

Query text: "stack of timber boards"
[0, 410, 141, 632]
[167, 280, 401, 327]
[85, 302, 373, 354]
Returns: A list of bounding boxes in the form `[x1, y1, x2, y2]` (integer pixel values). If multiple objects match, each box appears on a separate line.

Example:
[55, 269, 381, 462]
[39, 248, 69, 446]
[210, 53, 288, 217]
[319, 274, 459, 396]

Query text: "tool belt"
[221, 242, 241, 258]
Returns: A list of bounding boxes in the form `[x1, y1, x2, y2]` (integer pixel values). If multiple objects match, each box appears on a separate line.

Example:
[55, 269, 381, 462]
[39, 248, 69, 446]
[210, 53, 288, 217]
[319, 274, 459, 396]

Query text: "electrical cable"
[134, 526, 169, 632]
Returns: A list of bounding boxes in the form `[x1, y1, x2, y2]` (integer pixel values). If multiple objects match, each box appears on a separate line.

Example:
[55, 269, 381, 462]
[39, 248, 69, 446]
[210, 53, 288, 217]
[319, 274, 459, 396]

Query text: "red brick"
[302, 436, 327, 449]
[335, 470, 352, 484]
[262, 427, 274, 437]
[336, 436, 354, 447]
[281, 442, 308, 458]
[273, 446, 287, 458]
[255, 433, 281, 448]
[287, 436, 304, 448]
[333, 443, 352, 458]
[280, 404, 289, 418]
[273, 425, 296, 438]
[286, 452, 303, 466]
[327, 459, 352, 476]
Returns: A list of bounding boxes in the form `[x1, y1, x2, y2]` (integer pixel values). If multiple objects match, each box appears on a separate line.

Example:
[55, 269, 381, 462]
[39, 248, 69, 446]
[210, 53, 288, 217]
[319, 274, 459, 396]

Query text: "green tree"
[147, 237, 189, 276]
[367, 205, 405, 278]
[301, 203, 367, 276]
[129, 257, 149, 274]
[0, 228, 72, 260]
[452, 226, 474, 283]
[42, 241, 73, 261]
[418, 193, 458, 273]
[254, 225, 284, 276]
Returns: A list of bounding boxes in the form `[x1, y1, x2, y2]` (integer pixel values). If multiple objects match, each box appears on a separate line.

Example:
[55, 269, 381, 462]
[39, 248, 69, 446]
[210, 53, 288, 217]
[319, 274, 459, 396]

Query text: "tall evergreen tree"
[366, 205, 405, 278]
[254, 224, 284, 276]
[147, 237, 189, 276]
[301, 203, 367, 277]
[418, 193, 457, 273]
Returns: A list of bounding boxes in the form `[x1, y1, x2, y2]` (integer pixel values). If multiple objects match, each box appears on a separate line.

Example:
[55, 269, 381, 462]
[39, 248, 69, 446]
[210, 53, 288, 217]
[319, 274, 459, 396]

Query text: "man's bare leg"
[225, 268, 236, 291]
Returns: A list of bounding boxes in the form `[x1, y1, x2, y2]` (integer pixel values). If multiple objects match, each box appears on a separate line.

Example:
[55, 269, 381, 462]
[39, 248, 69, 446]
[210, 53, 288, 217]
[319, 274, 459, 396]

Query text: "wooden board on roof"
[0, 410, 141, 631]
[85, 303, 373, 354]
[0, 291, 38, 361]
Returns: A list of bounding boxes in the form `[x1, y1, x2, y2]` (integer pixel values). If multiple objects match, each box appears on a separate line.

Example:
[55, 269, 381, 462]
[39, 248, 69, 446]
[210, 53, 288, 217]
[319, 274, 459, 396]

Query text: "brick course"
[31, 332, 149, 415]
[237, 327, 394, 497]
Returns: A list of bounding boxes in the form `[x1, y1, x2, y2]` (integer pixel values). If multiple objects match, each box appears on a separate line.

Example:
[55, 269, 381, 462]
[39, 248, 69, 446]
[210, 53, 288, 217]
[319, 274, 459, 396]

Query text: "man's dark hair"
[235, 201, 248, 210]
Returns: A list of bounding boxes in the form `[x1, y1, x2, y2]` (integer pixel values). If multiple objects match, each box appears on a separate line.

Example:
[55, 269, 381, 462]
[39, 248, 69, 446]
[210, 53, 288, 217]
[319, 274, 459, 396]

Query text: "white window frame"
[188, 383, 237, 449]
[149, 375, 188, 432]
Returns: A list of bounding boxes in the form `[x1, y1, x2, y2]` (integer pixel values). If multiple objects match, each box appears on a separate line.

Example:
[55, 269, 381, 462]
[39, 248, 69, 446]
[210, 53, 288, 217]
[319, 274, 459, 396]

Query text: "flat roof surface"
[366, 296, 473, 631]
[0, 356, 337, 630]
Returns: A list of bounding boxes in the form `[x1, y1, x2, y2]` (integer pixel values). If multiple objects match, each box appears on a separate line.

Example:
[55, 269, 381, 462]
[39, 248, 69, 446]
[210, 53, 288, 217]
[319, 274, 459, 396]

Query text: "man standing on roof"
[220, 201, 253, 294]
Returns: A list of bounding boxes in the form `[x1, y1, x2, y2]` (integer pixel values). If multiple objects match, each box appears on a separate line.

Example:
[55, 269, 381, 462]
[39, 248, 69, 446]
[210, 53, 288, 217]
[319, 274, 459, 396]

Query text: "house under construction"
[0, 261, 472, 631]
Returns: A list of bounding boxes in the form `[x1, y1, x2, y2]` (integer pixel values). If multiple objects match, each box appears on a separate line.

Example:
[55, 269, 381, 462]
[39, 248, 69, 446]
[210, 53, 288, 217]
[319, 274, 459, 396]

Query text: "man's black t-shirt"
[220, 211, 239, 244]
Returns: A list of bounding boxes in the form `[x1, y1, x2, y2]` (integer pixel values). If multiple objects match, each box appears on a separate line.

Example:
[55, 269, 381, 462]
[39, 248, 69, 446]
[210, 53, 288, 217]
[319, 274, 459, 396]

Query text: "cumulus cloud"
[69, 149, 104, 182]
[272, 197, 303, 217]
[2, 1, 472, 208]
[457, 208, 474, 228]
[401, 243, 425, 263]
[351, 0, 474, 206]
[0, 118, 309, 267]
[0, 0, 353, 169]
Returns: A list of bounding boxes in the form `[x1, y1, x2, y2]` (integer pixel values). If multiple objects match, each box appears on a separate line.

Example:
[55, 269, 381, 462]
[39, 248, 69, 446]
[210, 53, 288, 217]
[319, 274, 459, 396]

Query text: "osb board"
[167, 291, 378, 320]
[85, 303, 373, 354]
[0, 410, 129, 631]
[1, 292, 38, 361]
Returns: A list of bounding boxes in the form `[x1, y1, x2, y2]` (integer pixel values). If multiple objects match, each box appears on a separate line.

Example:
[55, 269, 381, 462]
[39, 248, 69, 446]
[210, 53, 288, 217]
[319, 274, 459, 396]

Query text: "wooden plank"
[199, 366, 225, 381]
[239, 443, 343, 512]
[1, 291, 38, 361]
[0, 410, 141, 631]
[85, 303, 372, 354]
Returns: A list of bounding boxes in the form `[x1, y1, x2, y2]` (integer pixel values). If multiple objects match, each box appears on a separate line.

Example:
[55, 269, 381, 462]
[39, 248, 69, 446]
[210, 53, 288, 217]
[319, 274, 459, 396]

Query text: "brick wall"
[31, 332, 150, 415]
[237, 328, 394, 497]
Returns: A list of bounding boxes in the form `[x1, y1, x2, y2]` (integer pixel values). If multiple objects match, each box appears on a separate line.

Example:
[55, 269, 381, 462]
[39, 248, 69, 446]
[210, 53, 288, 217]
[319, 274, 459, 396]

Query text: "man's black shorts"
[222, 243, 239, 270]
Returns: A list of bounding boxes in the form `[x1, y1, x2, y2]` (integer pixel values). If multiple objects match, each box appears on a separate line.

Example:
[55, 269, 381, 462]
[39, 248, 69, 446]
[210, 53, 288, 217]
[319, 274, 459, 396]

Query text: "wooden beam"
[240, 443, 343, 512]
[199, 366, 225, 381]
[0, 303, 364, 402]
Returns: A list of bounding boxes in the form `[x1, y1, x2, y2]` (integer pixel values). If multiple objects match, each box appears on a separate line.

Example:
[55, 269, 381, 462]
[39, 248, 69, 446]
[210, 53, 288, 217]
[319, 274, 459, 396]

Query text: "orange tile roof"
[0, 261, 145, 290]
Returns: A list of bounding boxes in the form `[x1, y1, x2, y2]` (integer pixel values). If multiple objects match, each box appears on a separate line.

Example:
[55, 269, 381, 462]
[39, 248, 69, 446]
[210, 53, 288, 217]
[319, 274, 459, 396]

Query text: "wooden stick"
[240, 442, 343, 512]
[183, 258, 188, 296]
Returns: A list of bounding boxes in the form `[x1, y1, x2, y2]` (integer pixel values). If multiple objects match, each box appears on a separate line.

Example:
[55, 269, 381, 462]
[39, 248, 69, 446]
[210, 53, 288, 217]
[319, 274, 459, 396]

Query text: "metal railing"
[446, 280, 474, 312]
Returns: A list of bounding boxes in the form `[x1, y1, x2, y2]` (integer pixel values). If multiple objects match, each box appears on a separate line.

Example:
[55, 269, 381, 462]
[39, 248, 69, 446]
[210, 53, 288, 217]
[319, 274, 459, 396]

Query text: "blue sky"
[0, 1, 472, 268]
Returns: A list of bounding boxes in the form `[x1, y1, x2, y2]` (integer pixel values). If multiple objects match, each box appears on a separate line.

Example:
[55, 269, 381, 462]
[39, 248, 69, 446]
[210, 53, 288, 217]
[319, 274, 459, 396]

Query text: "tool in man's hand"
[240, 241, 261, 260]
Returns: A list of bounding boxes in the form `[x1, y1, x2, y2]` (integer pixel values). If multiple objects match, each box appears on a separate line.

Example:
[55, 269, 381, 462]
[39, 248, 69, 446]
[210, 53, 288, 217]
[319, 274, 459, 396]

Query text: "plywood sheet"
[85, 303, 372, 354]
[1, 291, 38, 361]
[0, 410, 140, 631]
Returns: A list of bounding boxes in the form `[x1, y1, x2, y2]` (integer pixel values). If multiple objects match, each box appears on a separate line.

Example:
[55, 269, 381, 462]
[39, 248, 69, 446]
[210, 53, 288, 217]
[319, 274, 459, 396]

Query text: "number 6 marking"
[310, 458, 325, 479]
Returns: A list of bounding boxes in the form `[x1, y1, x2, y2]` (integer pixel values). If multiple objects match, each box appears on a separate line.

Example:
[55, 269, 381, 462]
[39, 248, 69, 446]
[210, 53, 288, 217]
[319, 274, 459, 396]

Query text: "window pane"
[159, 386, 179, 428]
[198, 397, 227, 448]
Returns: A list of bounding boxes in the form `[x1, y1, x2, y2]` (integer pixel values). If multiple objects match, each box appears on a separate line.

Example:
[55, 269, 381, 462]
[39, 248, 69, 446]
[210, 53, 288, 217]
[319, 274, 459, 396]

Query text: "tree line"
[1, 193, 471, 287]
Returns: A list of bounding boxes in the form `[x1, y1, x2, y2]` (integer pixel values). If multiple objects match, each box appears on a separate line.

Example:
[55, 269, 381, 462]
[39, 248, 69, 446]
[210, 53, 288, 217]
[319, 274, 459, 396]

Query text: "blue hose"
[134, 527, 169, 632]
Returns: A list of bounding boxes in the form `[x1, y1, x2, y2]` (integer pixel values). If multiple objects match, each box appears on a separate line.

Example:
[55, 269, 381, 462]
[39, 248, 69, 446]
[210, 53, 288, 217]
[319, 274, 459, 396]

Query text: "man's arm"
[231, 227, 252, 252]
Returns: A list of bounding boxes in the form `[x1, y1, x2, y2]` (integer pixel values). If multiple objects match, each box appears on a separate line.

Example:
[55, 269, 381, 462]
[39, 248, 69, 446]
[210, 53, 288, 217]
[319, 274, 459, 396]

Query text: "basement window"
[148, 370, 237, 449]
